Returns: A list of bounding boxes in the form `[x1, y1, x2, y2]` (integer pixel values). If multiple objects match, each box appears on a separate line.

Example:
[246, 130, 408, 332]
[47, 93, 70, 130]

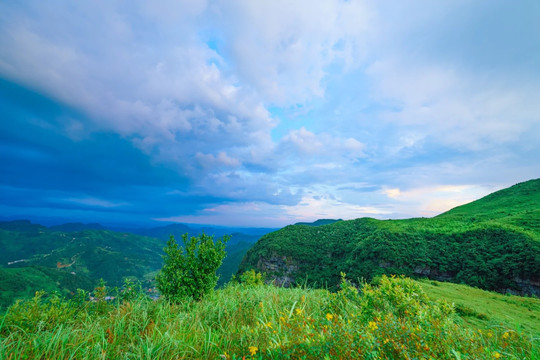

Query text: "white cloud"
[215, 0, 373, 105]
[195, 151, 240, 168]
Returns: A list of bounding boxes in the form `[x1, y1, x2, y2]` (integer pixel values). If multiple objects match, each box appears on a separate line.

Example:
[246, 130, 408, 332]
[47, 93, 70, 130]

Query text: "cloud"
[379, 184, 500, 218]
[195, 151, 241, 169]
[0, 1, 538, 227]
[214, 0, 373, 105]
[61, 197, 130, 209]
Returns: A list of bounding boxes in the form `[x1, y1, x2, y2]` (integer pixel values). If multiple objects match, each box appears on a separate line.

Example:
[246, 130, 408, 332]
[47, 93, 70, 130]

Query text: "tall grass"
[1, 276, 537, 359]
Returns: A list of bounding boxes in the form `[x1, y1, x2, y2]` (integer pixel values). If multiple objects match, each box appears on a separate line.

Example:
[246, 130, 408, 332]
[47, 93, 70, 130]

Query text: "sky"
[1, 0, 539, 227]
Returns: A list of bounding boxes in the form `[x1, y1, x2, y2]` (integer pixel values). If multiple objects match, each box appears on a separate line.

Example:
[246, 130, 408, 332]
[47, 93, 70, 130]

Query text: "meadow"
[1, 274, 537, 359]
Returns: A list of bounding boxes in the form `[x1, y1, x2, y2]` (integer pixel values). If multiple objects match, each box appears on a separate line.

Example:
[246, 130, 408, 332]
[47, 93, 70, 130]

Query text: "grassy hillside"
[417, 279, 540, 336]
[239, 179, 540, 295]
[1, 276, 537, 359]
[437, 179, 540, 232]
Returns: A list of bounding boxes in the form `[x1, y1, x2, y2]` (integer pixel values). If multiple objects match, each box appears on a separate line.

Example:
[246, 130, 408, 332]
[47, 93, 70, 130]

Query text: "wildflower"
[266, 322, 273, 328]
[368, 321, 378, 331]
[326, 313, 334, 321]
[295, 308, 303, 315]
[502, 332, 509, 339]
[492, 352, 501, 359]
[249, 346, 258, 356]
[384, 338, 390, 344]
[301, 295, 305, 302]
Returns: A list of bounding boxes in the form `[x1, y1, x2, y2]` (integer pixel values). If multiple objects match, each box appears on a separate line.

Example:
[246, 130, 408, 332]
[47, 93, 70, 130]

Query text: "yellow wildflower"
[249, 346, 258, 356]
[266, 321, 273, 328]
[368, 321, 378, 331]
[492, 351, 501, 359]
[295, 308, 303, 315]
[502, 332, 509, 339]
[326, 313, 334, 321]
[384, 338, 390, 344]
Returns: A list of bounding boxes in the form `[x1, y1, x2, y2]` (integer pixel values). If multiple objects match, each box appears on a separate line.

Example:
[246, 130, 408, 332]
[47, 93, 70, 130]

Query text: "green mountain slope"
[0, 266, 94, 309]
[238, 179, 540, 295]
[0, 227, 165, 308]
[437, 178, 540, 232]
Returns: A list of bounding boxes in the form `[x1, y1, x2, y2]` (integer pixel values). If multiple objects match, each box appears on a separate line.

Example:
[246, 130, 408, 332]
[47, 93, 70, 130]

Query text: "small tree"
[156, 233, 228, 302]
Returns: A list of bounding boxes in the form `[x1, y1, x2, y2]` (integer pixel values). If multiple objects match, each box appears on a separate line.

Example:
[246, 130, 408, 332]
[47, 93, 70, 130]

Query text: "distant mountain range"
[294, 219, 342, 226]
[239, 179, 540, 296]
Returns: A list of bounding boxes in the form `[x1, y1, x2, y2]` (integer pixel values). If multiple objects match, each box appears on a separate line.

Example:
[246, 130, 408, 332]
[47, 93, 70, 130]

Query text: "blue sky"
[1, 0, 539, 227]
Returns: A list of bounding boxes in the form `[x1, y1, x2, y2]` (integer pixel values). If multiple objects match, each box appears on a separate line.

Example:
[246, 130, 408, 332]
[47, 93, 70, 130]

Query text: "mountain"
[131, 223, 192, 239]
[238, 179, 540, 295]
[0, 219, 47, 232]
[0, 226, 165, 308]
[294, 219, 343, 226]
[49, 222, 107, 232]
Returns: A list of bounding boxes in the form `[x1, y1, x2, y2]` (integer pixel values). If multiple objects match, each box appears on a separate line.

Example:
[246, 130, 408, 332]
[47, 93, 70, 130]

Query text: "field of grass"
[1, 275, 537, 359]
[418, 279, 540, 337]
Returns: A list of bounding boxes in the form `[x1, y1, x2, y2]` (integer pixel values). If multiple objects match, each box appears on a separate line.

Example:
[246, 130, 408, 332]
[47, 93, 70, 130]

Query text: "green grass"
[418, 279, 540, 337]
[1, 276, 537, 359]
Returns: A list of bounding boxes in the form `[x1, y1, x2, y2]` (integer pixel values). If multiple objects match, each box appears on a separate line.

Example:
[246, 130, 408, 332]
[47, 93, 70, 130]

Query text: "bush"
[239, 269, 265, 287]
[156, 233, 228, 302]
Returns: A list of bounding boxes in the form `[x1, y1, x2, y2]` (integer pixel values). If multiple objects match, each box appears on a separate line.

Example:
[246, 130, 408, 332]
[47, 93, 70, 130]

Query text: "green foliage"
[454, 303, 489, 320]
[239, 269, 265, 287]
[0, 227, 165, 309]
[119, 278, 145, 303]
[239, 179, 540, 294]
[156, 233, 228, 302]
[0, 276, 536, 359]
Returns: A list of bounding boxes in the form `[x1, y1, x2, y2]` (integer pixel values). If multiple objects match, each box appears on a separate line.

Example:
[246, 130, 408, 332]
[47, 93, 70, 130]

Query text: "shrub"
[156, 233, 228, 302]
[239, 269, 265, 287]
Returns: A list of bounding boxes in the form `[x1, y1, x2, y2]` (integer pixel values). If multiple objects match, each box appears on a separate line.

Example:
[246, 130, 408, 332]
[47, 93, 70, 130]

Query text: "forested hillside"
[239, 179, 540, 295]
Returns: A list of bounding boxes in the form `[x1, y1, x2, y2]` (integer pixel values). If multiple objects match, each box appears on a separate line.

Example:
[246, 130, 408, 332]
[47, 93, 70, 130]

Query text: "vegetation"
[1, 275, 537, 359]
[156, 234, 228, 302]
[417, 279, 540, 336]
[0, 221, 262, 308]
[0, 266, 93, 309]
[0, 227, 164, 309]
[239, 179, 540, 294]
